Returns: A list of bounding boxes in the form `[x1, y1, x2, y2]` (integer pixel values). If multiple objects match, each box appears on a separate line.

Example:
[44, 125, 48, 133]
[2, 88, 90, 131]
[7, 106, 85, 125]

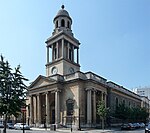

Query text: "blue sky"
[0, 0, 150, 89]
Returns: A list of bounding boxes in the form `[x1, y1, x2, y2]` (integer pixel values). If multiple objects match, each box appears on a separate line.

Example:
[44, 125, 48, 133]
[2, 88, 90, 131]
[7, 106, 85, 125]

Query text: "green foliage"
[97, 100, 109, 129]
[0, 55, 28, 116]
[97, 100, 109, 118]
[115, 103, 130, 121]
[114, 102, 149, 123]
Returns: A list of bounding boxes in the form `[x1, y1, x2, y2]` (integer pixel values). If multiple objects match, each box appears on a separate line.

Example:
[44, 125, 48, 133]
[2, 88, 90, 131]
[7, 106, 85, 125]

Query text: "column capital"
[51, 89, 61, 93]
[36, 93, 40, 96]
[44, 91, 49, 95]
[85, 88, 93, 91]
[55, 89, 61, 92]
[93, 88, 97, 92]
[86, 88, 97, 91]
[28, 94, 33, 97]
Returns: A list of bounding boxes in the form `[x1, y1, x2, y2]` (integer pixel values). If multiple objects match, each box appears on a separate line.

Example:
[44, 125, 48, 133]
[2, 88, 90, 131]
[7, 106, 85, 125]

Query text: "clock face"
[51, 67, 58, 74]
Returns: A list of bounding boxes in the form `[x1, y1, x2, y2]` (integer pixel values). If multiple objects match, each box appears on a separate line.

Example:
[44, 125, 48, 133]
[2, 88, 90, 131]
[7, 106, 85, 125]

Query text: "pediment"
[29, 75, 56, 89]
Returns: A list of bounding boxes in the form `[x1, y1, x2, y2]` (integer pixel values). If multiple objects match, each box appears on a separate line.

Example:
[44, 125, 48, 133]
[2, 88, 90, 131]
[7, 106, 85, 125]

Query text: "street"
[107, 129, 144, 133]
[111, 129, 144, 133]
[0, 128, 145, 133]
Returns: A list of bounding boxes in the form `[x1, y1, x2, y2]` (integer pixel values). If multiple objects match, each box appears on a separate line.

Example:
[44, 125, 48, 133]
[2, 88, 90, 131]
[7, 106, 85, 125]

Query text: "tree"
[97, 100, 109, 129]
[114, 102, 149, 123]
[140, 107, 149, 122]
[115, 103, 130, 123]
[131, 107, 149, 122]
[0, 55, 28, 133]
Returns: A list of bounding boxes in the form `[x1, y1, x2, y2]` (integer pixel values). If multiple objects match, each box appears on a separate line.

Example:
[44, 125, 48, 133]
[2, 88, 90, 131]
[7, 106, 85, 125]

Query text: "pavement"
[31, 127, 119, 133]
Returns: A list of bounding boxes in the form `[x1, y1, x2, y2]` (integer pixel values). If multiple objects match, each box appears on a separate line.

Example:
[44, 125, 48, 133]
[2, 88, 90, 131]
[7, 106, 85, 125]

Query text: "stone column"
[56, 42, 59, 59]
[29, 96, 33, 125]
[62, 39, 64, 58]
[47, 46, 49, 63]
[52, 45, 54, 61]
[93, 90, 96, 124]
[77, 48, 79, 64]
[87, 88, 92, 125]
[101, 92, 103, 101]
[34, 96, 37, 125]
[55, 90, 60, 126]
[45, 92, 50, 125]
[72, 46, 74, 62]
[37, 94, 41, 126]
[103, 93, 106, 107]
[67, 42, 70, 59]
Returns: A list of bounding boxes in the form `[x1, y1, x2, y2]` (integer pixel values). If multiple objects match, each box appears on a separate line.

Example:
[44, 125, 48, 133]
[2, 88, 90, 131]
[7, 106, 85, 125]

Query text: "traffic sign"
[21, 107, 26, 112]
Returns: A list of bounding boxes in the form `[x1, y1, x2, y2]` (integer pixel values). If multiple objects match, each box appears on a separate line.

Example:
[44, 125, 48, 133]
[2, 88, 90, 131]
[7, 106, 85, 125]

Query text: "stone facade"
[107, 81, 141, 114]
[26, 5, 142, 128]
[27, 72, 108, 128]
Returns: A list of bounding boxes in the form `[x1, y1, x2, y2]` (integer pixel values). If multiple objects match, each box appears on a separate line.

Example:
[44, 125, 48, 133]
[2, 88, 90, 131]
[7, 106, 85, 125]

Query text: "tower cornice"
[46, 31, 80, 47]
[45, 58, 80, 67]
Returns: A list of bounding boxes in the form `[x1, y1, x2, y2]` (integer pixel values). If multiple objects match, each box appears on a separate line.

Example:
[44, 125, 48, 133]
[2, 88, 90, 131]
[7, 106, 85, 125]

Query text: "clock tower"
[45, 5, 80, 76]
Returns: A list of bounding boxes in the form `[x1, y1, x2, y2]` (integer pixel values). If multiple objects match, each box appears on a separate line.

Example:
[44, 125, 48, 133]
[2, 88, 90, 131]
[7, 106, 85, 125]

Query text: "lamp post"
[44, 114, 47, 130]
[70, 115, 73, 132]
[21, 107, 26, 133]
[42, 104, 47, 130]
[78, 108, 81, 131]
[70, 110, 74, 132]
[27, 116, 30, 126]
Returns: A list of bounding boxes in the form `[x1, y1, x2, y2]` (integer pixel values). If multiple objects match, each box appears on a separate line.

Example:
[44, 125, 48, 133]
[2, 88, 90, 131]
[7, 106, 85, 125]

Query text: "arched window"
[61, 19, 65, 27]
[56, 20, 58, 28]
[67, 21, 70, 28]
[66, 99, 74, 116]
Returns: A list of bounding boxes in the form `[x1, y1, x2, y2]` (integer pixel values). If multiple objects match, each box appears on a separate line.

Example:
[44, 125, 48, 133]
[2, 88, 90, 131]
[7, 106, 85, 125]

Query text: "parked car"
[14, 123, 30, 130]
[121, 123, 134, 130]
[145, 123, 150, 133]
[0, 123, 4, 128]
[146, 122, 149, 126]
[7, 123, 14, 129]
[133, 123, 140, 128]
[140, 122, 145, 128]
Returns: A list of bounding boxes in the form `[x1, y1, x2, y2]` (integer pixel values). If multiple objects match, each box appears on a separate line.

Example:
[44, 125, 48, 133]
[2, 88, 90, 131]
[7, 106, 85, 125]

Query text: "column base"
[55, 123, 60, 128]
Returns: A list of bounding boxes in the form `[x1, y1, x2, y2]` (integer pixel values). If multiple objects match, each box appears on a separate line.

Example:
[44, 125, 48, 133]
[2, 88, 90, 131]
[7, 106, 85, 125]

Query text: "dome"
[54, 5, 72, 21]
[57, 9, 69, 17]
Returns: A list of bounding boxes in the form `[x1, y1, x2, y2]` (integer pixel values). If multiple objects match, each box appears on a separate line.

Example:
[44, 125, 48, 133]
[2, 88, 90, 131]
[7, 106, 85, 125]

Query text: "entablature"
[107, 81, 141, 101]
[46, 31, 80, 48]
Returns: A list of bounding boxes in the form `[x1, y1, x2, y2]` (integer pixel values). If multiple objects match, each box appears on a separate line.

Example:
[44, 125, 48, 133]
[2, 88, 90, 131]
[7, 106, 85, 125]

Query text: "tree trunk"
[102, 118, 104, 130]
[3, 113, 7, 133]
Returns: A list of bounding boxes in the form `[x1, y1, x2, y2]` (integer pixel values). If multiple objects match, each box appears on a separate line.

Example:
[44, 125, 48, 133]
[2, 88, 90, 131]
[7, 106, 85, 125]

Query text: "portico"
[28, 89, 61, 127]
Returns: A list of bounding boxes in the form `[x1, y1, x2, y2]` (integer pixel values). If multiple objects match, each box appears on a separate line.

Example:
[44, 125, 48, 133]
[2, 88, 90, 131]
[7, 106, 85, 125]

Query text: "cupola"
[52, 5, 73, 36]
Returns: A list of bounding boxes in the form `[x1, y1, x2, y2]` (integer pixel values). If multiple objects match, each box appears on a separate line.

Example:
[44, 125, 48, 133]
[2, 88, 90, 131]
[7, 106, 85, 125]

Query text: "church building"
[27, 5, 141, 129]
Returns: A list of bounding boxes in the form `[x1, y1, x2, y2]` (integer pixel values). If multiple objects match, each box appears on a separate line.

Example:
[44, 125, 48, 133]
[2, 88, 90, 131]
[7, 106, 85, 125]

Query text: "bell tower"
[45, 5, 80, 76]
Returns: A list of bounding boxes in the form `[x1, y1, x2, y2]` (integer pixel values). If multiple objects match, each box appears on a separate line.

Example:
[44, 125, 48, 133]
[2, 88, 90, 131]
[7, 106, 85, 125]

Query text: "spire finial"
[61, 5, 65, 9]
